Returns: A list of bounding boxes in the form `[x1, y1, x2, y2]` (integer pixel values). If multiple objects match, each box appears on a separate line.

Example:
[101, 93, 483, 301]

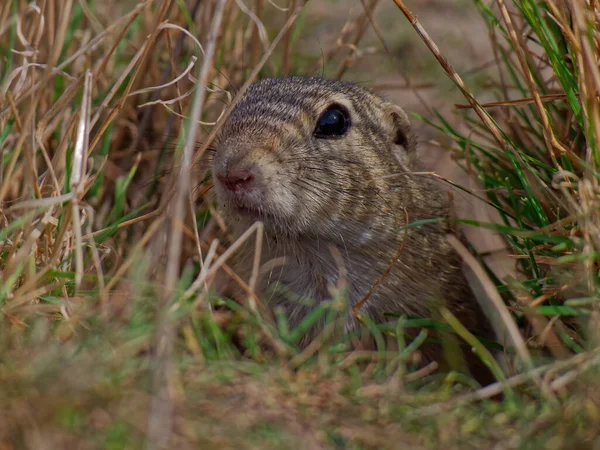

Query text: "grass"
[1, 0, 600, 448]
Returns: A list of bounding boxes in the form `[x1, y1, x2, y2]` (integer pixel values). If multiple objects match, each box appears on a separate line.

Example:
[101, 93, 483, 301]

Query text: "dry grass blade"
[496, 0, 568, 159]
[391, 0, 506, 148]
[334, 0, 380, 79]
[352, 207, 408, 318]
[413, 347, 600, 417]
[146, 1, 228, 447]
[448, 235, 535, 372]
[455, 93, 569, 110]
[163, 0, 227, 298]
[70, 70, 93, 288]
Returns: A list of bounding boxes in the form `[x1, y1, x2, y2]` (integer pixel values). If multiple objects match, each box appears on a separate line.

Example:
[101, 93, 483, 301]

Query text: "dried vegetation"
[1, 0, 600, 448]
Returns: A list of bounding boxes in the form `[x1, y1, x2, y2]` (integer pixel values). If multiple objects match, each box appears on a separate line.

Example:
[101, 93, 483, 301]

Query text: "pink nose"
[217, 169, 255, 192]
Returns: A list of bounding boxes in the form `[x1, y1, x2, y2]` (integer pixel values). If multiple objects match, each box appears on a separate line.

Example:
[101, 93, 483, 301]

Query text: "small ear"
[382, 102, 416, 152]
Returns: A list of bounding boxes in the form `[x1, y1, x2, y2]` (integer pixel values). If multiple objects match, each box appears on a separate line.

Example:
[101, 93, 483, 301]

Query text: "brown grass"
[2, 0, 600, 448]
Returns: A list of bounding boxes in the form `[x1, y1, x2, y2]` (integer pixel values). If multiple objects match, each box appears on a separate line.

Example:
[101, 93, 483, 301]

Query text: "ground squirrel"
[211, 76, 494, 373]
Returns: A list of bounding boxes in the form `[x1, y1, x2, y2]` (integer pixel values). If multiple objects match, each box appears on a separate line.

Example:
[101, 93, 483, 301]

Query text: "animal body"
[211, 76, 494, 375]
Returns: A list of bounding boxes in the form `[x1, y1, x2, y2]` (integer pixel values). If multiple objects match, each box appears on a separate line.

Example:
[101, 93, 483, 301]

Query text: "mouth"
[215, 185, 266, 220]
[235, 204, 264, 219]
[222, 198, 300, 236]
[223, 197, 275, 222]
[216, 187, 281, 227]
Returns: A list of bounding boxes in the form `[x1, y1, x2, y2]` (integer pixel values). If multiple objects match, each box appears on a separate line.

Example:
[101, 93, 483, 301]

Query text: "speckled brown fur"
[211, 76, 494, 374]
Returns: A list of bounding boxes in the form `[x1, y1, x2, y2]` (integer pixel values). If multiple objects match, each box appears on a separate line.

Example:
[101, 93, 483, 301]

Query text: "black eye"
[313, 104, 350, 138]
